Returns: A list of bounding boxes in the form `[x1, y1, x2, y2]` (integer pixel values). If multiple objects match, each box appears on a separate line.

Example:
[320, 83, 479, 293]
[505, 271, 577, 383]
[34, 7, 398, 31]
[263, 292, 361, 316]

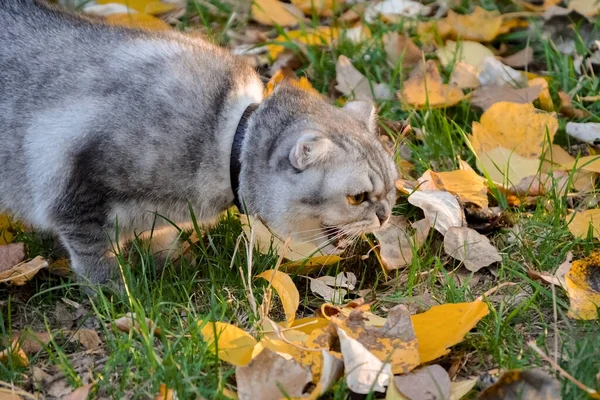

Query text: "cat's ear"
[289, 133, 333, 170]
[342, 100, 378, 134]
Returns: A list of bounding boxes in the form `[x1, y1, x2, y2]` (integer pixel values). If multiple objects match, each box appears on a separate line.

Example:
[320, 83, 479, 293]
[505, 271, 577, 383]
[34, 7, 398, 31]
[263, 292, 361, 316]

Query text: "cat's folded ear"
[342, 100, 378, 134]
[289, 133, 333, 170]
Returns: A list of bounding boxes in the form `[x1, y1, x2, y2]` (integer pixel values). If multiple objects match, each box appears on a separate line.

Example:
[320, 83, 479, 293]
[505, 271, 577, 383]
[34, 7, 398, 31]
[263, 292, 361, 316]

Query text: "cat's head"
[239, 83, 398, 252]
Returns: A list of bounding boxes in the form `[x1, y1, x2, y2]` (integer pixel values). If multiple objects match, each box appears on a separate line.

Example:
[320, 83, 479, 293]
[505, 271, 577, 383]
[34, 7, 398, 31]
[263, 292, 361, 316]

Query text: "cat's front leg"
[58, 224, 122, 287]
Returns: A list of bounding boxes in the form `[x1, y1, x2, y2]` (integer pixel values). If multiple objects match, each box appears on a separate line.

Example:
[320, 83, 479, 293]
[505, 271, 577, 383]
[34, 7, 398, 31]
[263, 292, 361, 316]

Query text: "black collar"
[230, 103, 259, 211]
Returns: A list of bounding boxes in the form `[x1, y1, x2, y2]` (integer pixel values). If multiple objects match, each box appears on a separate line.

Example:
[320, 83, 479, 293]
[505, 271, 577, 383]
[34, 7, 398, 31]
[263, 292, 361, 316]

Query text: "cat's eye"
[347, 192, 367, 205]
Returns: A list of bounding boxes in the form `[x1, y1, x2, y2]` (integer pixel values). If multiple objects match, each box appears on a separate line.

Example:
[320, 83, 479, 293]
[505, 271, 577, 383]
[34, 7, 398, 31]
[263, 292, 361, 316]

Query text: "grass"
[2, 1, 600, 399]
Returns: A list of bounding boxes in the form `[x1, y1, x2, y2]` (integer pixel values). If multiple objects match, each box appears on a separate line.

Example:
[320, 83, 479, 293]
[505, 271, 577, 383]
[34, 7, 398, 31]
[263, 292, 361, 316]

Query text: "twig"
[528, 341, 600, 399]
[478, 282, 517, 300]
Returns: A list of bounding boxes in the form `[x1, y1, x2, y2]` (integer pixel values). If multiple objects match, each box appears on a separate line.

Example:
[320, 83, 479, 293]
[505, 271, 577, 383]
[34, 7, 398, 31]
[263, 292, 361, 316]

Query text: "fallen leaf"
[199, 321, 257, 366]
[96, 0, 176, 14]
[257, 269, 299, 326]
[0, 243, 25, 274]
[72, 329, 102, 350]
[436, 40, 494, 68]
[471, 102, 558, 159]
[374, 216, 430, 270]
[567, 209, 600, 239]
[240, 215, 341, 265]
[408, 190, 465, 235]
[114, 312, 161, 335]
[510, 171, 570, 197]
[236, 349, 312, 400]
[560, 155, 600, 174]
[105, 13, 172, 31]
[529, 77, 554, 111]
[251, 0, 301, 27]
[501, 47, 534, 67]
[449, 62, 480, 89]
[291, 0, 338, 16]
[266, 27, 338, 60]
[478, 369, 560, 400]
[154, 383, 175, 400]
[528, 251, 572, 288]
[445, 7, 503, 42]
[565, 122, 600, 145]
[335, 55, 392, 100]
[384, 33, 423, 69]
[63, 383, 95, 400]
[450, 378, 478, 400]
[0, 214, 18, 245]
[315, 272, 356, 289]
[364, 0, 430, 23]
[568, 0, 599, 16]
[0, 340, 28, 367]
[518, 0, 561, 11]
[83, 3, 137, 16]
[476, 146, 543, 186]
[309, 277, 347, 304]
[0, 256, 48, 285]
[333, 305, 420, 374]
[444, 227, 502, 272]
[10, 331, 52, 354]
[558, 91, 591, 118]
[470, 85, 542, 111]
[411, 299, 489, 363]
[425, 169, 489, 208]
[342, 24, 372, 44]
[477, 57, 527, 87]
[337, 327, 392, 394]
[387, 365, 451, 400]
[564, 251, 600, 320]
[399, 60, 465, 109]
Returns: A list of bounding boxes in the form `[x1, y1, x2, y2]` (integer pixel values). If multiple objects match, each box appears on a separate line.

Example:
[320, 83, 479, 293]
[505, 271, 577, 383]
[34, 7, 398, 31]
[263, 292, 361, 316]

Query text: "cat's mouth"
[321, 224, 350, 250]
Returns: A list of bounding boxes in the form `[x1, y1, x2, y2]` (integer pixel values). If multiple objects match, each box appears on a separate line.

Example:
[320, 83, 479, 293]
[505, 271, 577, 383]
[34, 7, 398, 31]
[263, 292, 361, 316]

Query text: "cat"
[0, 0, 398, 287]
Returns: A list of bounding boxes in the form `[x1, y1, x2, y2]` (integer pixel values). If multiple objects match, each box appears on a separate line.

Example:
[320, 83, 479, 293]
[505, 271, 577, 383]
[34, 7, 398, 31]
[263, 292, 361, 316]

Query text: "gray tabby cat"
[0, 0, 398, 286]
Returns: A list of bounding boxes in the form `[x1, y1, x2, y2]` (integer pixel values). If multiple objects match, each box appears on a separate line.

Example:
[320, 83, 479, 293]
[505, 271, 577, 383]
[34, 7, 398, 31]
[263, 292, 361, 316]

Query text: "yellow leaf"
[475, 145, 542, 186]
[291, 0, 339, 16]
[97, 0, 176, 14]
[199, 321, 258, 366]
[105, 13, 171, 31]
[565, 252, 600, 320]
[256, 270, 300, 326]
[428, 170, 488, 208]
[560, 155, 600, 174]
[471, 102, 558, 159]
[154, 383, 175, 400]
[333, 305, 420, 374]
[436, 40, 494, 68]
[411, 299, 489, 363]
[567, 209, 600, 239]
[447, 7, 503, 42]
[528, 78, 553, 111]
[384, 32, 423, 69]
[266, 27, 338, 60]
[0, 214, 20, 245]
[450, 378, 478, 400]
[0, 256, 48, 286]
[515, 0, 560, 11]
[497, 18, 529, 35]
[0, 340, 29, 367]
[399, 60, 465, 109]
[251, 0, 301, 27]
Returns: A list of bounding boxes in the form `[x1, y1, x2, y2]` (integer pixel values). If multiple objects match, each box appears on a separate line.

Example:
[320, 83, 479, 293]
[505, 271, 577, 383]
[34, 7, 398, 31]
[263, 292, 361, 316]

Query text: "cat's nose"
[376, 206, 389, 226]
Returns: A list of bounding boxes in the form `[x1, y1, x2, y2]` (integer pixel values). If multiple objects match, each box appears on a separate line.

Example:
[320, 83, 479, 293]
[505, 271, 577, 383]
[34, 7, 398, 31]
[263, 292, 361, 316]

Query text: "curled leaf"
[257, 269, 300, 326]
[199, 321, 258, 366]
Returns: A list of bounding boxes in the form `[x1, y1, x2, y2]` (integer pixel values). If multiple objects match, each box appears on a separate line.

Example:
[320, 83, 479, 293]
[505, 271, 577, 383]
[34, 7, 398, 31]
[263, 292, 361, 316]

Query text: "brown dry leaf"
[411, 298, 489, 363]
[436, 40, 494, 68]
[470, 85, 542, 111]
[449, 62, 480, 89]
[267, 27, 338, 60]
[63, 383, 95, 400]
[387, 365, 451, 400]
[114, 312, 161, 336]
[336, 327, 392, 394]
[501, 47, 534, 67]
[408, 190, 466, 235]
[446, 7, 503, 42]
[444, 227, 501, 272]
[373, 216, 430, 270]
[426, 170, 488, 208]
[567, 209, 600, 238]
[0, 243, 25, 274]
[0, 340, 28, 367]
[256, 269, 300, 326]
[10, 331, 52, 354]
[199, 321, 257, 366]
[565, 122, 600, 145]
[240, 215, 341, 266]
[564, 251, 600, 320]
[471, 102, 558, 159]
[399, 60, 465, 109]
[384, 32, 423, 69]
[251, 0, 301, 27]
[478, 369, 560, 400]
[510, 171, 570, 197]
[558, 91, 591, 118]
[105, 13, 171, 31]
[333, 305, 420, 375]
[236, 349, 312, 400]
[72, 329, 102, 350]
[528, 251, 572, 288]
[335, 55, 392, 100]
[0, 256, 48, 285]
[568, 0, 600, 16]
